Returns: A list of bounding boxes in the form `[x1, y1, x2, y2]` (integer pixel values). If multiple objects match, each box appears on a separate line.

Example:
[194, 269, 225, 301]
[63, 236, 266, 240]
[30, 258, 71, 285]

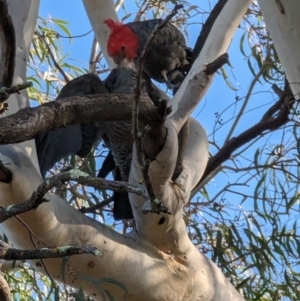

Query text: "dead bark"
[0, 0, 15, 103]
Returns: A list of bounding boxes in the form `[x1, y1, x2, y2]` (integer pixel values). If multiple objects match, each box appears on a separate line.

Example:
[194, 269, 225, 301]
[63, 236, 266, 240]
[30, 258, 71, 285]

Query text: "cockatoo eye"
[120, 46, 126, 56]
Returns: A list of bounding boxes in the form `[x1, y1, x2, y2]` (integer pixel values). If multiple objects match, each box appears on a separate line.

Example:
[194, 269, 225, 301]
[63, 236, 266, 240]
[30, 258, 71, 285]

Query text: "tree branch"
[40, 170, 149, 202]
[169, 0, 252, 134]
[80, 196, 114, 214]
[0, 93, 164, 144]
[0, 81, 32, 97]
[191, 0, 228, 63]
[206, 53, 229, 75]
[0, 169, 149, 223]
[171, 0, 229, 179]
[0, 240, 99, 260]
[196, 92, 295, 189]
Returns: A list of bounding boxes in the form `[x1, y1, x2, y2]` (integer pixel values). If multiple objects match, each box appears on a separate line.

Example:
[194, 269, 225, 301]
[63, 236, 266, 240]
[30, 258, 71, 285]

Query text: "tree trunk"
[4, 0, 40, 171]
[81, 0, 117, 69]
[257, 0, 300, 98]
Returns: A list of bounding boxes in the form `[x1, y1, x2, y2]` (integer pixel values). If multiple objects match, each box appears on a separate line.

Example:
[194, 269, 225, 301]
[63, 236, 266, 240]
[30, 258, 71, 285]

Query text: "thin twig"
[271, 83, 284, 97]
[134, 0, 149, 22]
[96, 67, 110, 75]
[195, 92, 295, 190]
[224, 44, 272, 144]
[133, 3, 183, 213]
[31, 29, 93, 40]
[0, 81, 33, 98]
[35, 31, 70, 83]
[0, 170, 148, 223]
[89, 36, 99, 73]
[40, 170, 149, 199]
[0, 196, 49, 223]
[80, 197, 114, 214]
[13, 214, 57, 286]
[0, 240, 100, 261]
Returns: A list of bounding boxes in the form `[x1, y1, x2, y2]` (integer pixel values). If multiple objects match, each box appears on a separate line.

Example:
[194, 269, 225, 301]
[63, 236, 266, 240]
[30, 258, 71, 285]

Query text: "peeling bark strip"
[0, 93, 164, 144]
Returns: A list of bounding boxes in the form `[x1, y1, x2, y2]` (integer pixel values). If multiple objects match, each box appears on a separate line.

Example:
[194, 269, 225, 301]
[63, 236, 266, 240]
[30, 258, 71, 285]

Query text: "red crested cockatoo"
[104, 18, 192, 88]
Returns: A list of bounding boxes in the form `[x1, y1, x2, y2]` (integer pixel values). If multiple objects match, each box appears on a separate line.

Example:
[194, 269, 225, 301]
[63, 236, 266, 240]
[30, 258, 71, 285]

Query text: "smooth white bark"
[4, 0, 40, 172]
[88, 0, 123, 73]
[0, 142, 244, 301]
[130, 118, 209, 257]
[129, 0, 252, 253]
[81, 0, 117, 70]
[257, 0, 300, 99]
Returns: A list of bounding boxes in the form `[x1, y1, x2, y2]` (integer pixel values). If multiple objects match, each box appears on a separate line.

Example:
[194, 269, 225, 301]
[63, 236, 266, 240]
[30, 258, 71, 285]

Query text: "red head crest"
[104, 19, 139, 61]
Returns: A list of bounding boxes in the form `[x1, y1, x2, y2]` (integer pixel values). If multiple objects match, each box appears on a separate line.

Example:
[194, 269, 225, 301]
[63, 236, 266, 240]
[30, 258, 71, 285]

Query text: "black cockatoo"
[97, 66, 172, 220]
[35, 72, 133, 221]
[104, 19, 192, 88]
[97, 67, 151, 220]
[36, 73, 107, 178]
[36, 69, 168, 220]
